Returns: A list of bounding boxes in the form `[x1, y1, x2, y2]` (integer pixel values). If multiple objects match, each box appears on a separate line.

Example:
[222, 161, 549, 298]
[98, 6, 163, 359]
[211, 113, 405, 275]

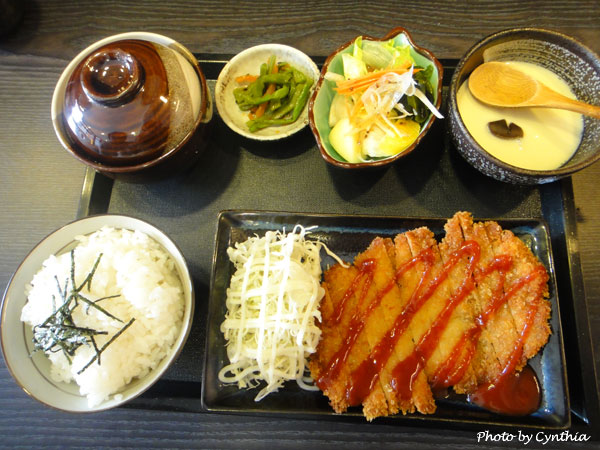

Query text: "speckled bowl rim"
[0, 214, 195, 413]
[308, 27, 443, 169]
[51, 32, 211, 175]
[448, 27, 600, 180]
[214, 43, 320, 141]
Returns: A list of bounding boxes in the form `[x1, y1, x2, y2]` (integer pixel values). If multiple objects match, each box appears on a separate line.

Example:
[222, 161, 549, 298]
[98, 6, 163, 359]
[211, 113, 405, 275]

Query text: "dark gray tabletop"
[1, 1, 599, 448]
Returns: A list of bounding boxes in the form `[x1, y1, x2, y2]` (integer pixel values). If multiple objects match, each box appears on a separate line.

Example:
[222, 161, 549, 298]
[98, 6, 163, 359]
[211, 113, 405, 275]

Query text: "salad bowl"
[308, 27, 443, 169]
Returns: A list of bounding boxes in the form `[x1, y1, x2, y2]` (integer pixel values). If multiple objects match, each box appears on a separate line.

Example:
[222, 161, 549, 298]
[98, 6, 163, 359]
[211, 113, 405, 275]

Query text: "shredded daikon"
[218, 225, 344, 401]
[361, 68, 442, 121]
[362, 69, 416, 119]
[349, 69, 442, 140]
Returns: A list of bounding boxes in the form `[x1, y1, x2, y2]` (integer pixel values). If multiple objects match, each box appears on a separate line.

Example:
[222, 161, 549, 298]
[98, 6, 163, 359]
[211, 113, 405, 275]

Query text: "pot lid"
[62, 39, 203, 165]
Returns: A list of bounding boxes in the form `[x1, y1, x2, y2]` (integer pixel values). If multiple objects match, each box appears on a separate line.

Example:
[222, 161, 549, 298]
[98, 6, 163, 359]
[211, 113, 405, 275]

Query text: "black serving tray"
[202, 211, 568, 429]
[76, 56, 599, 437]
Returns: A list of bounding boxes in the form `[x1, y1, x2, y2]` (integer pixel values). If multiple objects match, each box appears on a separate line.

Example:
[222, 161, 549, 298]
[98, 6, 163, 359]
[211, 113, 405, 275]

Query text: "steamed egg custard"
[457, 61, 583, 170]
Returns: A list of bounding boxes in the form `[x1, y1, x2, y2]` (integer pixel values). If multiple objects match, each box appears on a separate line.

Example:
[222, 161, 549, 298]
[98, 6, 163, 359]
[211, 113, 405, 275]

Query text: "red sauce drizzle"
[316, 259, 376, 390]
[347, 242, 479, 405]
[319, 235, 548, 416]
[333, 264, 371, 325]
[317, 249, 434, 395]
[468, 267, 547, 415]
[430, 255, 512, 388]
[414, 241, 480, 363]
[390, 353, 422, 402]
[431, 333, 473, 389]
[468, 365, 540, 416]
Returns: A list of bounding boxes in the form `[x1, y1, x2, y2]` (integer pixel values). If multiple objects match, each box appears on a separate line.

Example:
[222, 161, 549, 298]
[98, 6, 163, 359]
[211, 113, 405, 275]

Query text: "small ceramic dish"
[308, 27, 443, 169]
[448, 28, 600, 184]
[0, 215, 194, 412]
[215, 44, 319, 140]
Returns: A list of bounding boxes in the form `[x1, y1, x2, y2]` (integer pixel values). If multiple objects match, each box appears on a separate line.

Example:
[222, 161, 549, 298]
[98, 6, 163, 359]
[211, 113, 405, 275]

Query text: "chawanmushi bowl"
[308, 27, 443, 169]
[447, 27, 600, 184]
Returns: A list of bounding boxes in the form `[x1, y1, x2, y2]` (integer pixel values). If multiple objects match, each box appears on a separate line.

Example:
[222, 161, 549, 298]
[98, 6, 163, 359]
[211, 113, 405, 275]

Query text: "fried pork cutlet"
[453, 212, 523, 389]
[483, 220, 550, 367]
[310, 212, 551, 421]
[353, 237, 436, 419]
[400, 227, 479, 394]
[308, 263, 388, 417]
[309, 238, 436, 420]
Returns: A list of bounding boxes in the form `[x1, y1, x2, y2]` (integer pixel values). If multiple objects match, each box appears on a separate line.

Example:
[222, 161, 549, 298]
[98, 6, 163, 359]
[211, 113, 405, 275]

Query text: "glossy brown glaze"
[80, 49, 143, 104]
[53, 33, 213, 182]
[63, 40, 170, 165]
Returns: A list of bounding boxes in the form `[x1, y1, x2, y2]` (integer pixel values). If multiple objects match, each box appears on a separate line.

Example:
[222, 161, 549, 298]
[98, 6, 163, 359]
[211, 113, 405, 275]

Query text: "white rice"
[20, 226, 184, 407]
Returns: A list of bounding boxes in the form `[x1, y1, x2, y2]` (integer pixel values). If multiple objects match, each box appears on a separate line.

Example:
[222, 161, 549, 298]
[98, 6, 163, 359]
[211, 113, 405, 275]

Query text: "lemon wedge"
[363, 119, 421, 158]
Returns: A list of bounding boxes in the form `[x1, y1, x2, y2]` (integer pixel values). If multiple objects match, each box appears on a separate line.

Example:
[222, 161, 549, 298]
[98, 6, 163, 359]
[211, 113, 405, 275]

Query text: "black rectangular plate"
[202, 210, 569, 429]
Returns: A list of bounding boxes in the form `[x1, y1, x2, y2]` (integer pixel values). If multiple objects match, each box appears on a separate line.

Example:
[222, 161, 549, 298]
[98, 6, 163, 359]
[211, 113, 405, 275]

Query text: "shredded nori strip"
[76, 318, 135, 375]
[78, 293, 123, 322]
[30, 250, 135, 374]
[399, 65, 435, 125]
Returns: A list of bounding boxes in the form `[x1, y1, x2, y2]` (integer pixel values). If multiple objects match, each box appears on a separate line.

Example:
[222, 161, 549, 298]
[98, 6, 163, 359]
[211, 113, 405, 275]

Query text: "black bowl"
[448, 28, 600, 184]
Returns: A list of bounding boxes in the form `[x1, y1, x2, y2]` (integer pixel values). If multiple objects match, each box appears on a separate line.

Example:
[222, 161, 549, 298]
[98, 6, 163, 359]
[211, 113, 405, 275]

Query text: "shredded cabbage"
[218, 225, 343, 401]
[342, 53, 367, 80]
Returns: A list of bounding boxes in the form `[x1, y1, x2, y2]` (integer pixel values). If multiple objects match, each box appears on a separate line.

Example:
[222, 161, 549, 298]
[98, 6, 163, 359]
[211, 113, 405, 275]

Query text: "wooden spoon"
[468, 61, 600, 119]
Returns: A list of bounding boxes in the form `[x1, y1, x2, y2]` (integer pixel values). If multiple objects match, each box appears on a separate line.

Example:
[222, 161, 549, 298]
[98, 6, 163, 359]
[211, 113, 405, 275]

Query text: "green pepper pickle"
[234, 56, 313, 132]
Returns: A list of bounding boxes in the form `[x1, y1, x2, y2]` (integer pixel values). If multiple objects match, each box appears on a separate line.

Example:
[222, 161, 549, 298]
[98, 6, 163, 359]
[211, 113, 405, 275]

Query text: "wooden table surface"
[1, 1, 599, 448]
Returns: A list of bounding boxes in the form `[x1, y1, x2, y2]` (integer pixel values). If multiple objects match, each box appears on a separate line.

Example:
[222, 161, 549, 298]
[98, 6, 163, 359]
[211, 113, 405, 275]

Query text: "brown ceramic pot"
[52, 32, 212, 182]
[63, 40, 171, 165]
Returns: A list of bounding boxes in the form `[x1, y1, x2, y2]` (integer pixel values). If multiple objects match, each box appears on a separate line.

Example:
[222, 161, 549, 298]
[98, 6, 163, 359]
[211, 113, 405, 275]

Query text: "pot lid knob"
[80, 49, 144, 105]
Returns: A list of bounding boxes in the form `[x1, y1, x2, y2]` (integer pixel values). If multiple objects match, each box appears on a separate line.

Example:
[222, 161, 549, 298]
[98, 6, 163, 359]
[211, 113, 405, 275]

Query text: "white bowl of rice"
[0, 215, 194, 412]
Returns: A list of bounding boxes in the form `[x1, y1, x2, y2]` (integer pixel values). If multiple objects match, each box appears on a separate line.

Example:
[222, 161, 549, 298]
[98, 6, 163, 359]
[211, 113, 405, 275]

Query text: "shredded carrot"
[349, 95, 364, 122]
[335, 66, 421, 95]
[236, 74, 259, 84]
[348, 94, 381, 130]
[254, 85, 275, 118]
[254, 104, 267, 118]
[254, 62, 279, 118]
[248, 106, 258, 120]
